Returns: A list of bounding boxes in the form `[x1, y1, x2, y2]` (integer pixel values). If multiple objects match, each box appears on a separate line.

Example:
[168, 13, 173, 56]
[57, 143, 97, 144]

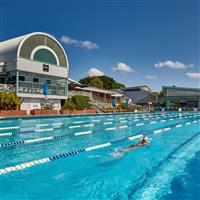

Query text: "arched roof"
[0, 32, 69, 69]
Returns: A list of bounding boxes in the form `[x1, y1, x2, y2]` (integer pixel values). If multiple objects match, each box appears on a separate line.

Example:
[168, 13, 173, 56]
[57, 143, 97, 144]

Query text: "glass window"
[46, 80, 51, 84]
[11, 76, 16, 83]
[19, 76, 25, 81]
[33, 48, 57, 65]
[33, 78, 39, 83]
[0, 77, 5, 84]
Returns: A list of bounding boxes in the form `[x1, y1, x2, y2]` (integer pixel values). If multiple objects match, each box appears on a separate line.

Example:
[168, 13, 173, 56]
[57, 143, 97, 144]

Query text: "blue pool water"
[0, 112, 200, 200]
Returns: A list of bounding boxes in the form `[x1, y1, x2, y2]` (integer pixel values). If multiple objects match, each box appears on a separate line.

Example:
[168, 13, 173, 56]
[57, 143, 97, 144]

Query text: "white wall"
[20, 97, 61, 111]
[17, 58, 68, 78]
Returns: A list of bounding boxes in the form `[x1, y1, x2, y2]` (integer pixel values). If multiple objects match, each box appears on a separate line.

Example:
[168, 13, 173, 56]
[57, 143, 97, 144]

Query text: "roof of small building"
[75, 86, 124, 96]
[162, 86, 200, 92]
[124, 85, 152, 91]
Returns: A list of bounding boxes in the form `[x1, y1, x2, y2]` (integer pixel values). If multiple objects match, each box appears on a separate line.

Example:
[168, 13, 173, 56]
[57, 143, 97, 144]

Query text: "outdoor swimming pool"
[0, 112, 200, 200]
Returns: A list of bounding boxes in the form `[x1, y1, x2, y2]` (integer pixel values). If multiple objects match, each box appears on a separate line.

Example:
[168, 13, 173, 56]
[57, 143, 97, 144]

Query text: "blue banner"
[125, 99, 129, 107]
[112, 99, 116, 107]
[43, 82, 49, 96]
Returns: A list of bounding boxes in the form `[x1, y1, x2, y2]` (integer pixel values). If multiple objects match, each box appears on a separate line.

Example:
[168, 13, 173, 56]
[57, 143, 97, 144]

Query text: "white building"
[0, 32, 69, 111]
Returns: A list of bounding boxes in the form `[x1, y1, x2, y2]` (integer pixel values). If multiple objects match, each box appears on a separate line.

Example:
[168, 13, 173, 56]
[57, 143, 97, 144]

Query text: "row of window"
[18, 76, 52, 84]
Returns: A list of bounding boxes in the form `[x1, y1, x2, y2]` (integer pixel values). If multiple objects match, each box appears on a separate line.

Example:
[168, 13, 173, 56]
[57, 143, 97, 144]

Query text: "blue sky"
[1, 0, 199, 91]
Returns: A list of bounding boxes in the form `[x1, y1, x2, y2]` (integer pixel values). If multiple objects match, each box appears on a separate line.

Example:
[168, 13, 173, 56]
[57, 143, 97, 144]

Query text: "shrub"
[41, 102, 54, 110]
[121, 103, 127, 110]
[62, 98, 76, 110]
[63, 95, 90, 110]
[0, 92, 20, 110]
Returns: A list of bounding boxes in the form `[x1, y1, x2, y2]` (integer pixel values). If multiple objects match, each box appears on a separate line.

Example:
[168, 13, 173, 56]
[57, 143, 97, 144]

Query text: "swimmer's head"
[141, 137, 149, 144]
[144, 137, 149, 141]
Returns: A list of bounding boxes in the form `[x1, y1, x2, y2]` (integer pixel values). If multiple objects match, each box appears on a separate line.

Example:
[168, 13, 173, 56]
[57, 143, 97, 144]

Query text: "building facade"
[124, 85, 156, 105]
[158, 86, 200, 110]
[0, 32, 69, 110]
[68, 78, 125, 104]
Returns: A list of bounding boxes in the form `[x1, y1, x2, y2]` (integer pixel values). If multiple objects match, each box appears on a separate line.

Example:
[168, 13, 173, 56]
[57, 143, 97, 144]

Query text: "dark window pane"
[46, 80, 51, 84]
[33, 78, 39, 83]
[19, 76, 25, 81]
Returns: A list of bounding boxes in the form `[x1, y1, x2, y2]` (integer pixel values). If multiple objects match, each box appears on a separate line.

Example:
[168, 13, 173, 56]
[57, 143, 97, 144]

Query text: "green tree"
[0, 92, 20, 110]
[90, 76, 104, 88]
[79, 75, 125, 90]
[158, 90, 164, 97]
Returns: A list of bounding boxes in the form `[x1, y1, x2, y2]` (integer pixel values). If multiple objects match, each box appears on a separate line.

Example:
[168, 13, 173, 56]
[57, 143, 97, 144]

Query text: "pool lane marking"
[0, 113, 198, 138]
[0, 133, 12, 137]
[105, 127, 117, 130]
[104, 122, 113, 125]
[0, 113, 196, 139]
[1, 116, 199, 148]
[0, 126, 20, 130]
[0, 112, 195, 126]
[1, 119, 198, 175]
[120, 120, 128, 123]
[85, 142, 111, 151]
[74, 131, 92, 136]
[136, 123, 144, 126]
[73, 121, 84, 124]
[176, 124, 182, 128]
[0, 112, 193, 130]
[0, 112, 197, 134]
[35, 128, 54, 133]
[153, 130, 162, 134]
[92, 119, 100, 122]
[0, 113, 199, 137]
[163, 127, 171, 131]
[119, 125, 128, 129]
[68, 124, 94, 128]
[36, 124, 50, 127]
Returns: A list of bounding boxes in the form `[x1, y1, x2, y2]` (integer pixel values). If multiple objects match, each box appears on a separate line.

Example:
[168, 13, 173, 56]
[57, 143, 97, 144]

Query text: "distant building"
[0, 32, 69, 110]
[68, 78, 125, 103]
[124, 85, 156, 105]
[158, 86, 200, 109]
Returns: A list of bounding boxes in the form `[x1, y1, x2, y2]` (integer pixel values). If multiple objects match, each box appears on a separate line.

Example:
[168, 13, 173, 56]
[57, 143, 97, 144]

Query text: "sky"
[0, 0, 199, 91]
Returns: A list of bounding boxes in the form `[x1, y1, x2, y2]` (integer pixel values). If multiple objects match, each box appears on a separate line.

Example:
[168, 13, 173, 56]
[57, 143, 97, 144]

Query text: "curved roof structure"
[0, 32, 69, 69]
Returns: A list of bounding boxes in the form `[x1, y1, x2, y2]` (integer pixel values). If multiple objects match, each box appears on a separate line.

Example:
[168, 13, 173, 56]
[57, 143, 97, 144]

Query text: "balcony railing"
[0, 84, 16, 92]
[18, 81, 67, 96]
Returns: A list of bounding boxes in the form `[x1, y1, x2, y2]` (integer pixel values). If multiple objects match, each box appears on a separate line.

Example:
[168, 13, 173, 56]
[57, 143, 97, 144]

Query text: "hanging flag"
[125, 99, 129, 107]
[112, 99, 116, 107]
[43, 82, 49, 96]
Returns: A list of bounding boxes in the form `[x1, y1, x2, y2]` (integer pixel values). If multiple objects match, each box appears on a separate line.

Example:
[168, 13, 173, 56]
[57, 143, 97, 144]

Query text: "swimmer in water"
[123, 137, 150, 152]
[110, 137, 150, 158]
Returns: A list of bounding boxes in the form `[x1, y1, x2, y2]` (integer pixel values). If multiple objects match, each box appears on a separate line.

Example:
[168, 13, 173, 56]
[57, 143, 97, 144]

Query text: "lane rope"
[0, 113, 198, 138]
[0, 119, 199, 175]
[1, 116, 199, 148]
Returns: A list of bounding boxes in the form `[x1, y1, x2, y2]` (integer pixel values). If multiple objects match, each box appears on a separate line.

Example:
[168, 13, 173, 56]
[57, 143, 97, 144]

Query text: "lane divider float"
[1, 119, 199, 175]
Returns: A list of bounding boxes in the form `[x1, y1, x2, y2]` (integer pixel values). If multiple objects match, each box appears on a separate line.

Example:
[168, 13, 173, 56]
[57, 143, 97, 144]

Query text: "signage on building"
[43, 64, 49, 72]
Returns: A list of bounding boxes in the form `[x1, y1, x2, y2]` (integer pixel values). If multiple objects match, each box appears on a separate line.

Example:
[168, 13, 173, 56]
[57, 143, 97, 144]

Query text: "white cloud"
[186, 72, 200, 79]
[113, 62, 134, 73]
[155, 60, 193, 69]
[60, 35, 99, 50]
[88, 68, 104, 77]
[145, 75, 157, 80]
